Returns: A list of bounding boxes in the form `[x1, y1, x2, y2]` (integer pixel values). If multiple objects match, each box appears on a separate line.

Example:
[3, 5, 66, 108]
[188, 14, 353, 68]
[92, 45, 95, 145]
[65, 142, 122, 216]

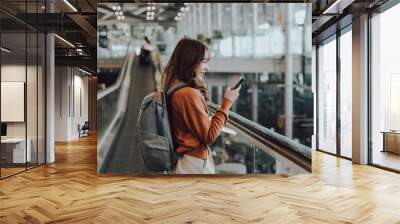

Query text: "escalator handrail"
[208, 102, 311, 172]
[97, 41, 134, 173]
[97, 41, 133, 100]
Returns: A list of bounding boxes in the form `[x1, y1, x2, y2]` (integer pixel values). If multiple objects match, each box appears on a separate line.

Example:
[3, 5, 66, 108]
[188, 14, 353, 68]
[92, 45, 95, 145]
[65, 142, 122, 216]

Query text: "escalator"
[98, 46, 158, 173]
[209, 103, 311, 174]
[98, 50, 311, 174]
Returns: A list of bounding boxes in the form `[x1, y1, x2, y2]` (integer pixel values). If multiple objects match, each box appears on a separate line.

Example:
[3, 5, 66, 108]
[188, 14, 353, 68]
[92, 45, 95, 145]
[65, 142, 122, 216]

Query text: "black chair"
[78, 121, 90, 138]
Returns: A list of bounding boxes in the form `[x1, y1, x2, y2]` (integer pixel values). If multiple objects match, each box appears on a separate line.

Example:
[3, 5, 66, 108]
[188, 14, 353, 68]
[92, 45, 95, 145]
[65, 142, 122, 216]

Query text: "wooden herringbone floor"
[1, 135, 400, 224]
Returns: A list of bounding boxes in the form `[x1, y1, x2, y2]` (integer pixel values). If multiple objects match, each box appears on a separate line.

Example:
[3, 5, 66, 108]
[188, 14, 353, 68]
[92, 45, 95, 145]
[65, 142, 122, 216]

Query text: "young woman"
[162, 38, 240, 174]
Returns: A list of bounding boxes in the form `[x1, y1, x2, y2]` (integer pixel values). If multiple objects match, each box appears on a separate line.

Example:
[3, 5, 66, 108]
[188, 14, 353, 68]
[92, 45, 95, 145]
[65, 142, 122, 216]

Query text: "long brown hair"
[144, 36, 151, 44]
[162, 38, 209, 102]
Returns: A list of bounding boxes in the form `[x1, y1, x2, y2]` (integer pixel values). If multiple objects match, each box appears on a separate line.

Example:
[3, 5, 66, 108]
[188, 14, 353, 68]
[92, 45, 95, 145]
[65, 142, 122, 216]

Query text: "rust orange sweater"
[169, 84, 231, 160]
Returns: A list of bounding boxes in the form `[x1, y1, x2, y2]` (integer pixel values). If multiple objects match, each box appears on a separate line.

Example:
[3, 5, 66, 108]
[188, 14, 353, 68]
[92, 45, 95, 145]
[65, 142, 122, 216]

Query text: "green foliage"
[212, 30, 223, 39]
[196, 30, 224, 46]
[196, 33, 206, 42]
[205, 37, 212, 45]
[212, 30, 224, 40]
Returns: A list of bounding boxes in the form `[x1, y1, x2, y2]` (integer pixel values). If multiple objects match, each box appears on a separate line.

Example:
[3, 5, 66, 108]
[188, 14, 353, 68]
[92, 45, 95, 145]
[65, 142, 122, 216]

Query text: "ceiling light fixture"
[145, 3, 156, 21]
[1, 47, 11, 53]
[54, 34, 75, 48]
[63, 0, 78, 12]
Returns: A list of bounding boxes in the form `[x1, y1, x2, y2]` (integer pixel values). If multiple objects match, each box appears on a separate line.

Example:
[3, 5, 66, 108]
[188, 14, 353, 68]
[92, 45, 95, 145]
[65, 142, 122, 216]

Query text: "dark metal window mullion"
[44, 27, 47, 164]
[36, 0, 39, 167]
[367, 10, 373, 165]
[44, 0, 49, 165]
[316, 45, 319, 151]
[73, 68, 75, 118]
[60, 66, 62, 117]
[336, 22, 341, 157]
[25, 0, 28, 171]
[71, 67, 75, 119]
[69, 68, 71, 118]
[0, 19, 2, 179]
[44, 31, 47, 164]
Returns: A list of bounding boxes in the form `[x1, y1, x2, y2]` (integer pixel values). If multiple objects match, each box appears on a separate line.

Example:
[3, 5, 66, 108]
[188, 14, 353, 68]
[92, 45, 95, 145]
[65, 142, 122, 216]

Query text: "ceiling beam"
[67, 13, 97, 38]
[55, 55, 96, 69]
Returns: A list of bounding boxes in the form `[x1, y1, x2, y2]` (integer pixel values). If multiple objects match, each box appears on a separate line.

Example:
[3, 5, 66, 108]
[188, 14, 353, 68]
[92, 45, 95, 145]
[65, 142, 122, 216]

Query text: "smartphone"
[232, 78, 244, 90]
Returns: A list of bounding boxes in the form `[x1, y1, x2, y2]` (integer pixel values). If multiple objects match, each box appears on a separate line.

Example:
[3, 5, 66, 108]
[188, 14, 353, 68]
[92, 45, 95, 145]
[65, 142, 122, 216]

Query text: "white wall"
[1, 65, 36, 138]
[55, 67, 69, 141]
[1, 65, 26, 140]
[72, 73, 89, 138]
[1, 65, 26, 134]
[1, 63, 46, 164]
[54, 67, 89, 141]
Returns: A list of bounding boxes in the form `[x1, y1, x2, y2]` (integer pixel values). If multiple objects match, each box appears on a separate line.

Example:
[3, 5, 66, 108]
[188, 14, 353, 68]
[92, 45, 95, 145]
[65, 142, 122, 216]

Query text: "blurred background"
[97, 3, 312, 174]
[98, 3, 312, 145]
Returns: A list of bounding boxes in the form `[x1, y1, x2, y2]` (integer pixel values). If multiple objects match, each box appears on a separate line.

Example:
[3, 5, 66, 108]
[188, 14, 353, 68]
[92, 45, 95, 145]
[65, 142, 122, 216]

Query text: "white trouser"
[174, 148, 215, 174]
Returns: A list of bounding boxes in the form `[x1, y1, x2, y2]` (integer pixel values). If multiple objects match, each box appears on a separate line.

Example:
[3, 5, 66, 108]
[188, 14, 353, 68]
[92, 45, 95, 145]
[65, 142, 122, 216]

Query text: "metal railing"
[209, 102, 312, 173]
[97, 41, 134, 173]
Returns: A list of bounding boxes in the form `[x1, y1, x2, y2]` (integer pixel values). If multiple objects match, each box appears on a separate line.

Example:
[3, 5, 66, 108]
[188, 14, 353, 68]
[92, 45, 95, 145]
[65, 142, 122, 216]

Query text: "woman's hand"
[223, 86, 240, 104]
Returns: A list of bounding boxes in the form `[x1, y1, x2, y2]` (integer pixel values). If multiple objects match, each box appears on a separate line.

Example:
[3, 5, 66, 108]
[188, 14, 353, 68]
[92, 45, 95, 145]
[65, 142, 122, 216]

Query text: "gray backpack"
[137, 82, 188, 172]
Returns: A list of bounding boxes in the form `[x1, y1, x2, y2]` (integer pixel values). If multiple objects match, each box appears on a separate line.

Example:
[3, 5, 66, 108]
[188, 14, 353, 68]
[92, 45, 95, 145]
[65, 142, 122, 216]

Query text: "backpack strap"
[165, 82, 189, 155]
[166, 82, 189, 99]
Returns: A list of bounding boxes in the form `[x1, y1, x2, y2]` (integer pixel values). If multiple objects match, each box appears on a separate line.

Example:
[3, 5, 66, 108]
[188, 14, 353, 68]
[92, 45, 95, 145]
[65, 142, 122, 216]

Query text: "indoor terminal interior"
[0, 0, 399, 223]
